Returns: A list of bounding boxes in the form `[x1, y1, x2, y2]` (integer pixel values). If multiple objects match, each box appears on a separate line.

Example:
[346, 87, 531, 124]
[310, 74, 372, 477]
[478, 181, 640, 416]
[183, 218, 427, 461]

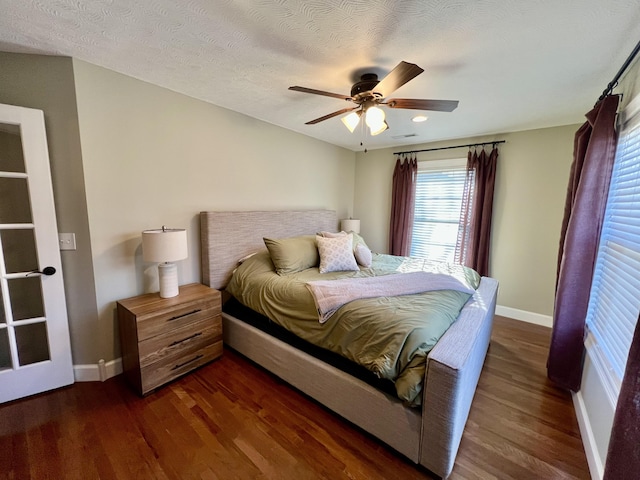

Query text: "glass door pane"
[0, 287, 8, 371]
[1, 229, 38, 273]
[15, 322, 50, 366]
[8, 277, 45, 320]
[0, 125, 25, 172]
[0, 328, 11, 370]
[0, 177, 32, 224]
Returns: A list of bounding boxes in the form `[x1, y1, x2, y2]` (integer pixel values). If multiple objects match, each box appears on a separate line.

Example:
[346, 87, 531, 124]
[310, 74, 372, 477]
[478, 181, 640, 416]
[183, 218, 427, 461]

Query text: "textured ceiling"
[1, 0, 640, 151]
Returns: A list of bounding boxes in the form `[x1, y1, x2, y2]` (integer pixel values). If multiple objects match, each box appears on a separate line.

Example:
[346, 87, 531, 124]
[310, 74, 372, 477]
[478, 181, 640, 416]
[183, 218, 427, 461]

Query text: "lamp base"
[158, 262, 179, 298]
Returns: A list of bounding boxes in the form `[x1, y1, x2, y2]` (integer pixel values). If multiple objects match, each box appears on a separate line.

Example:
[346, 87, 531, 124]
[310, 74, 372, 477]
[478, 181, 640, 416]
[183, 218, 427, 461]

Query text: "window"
[410, 158, 470, 263]
[585, 93, 640, 400]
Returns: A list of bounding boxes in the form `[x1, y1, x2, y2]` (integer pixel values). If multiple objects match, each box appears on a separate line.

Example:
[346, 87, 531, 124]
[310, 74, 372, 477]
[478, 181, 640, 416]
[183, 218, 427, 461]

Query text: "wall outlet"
[58, 233, 76, 251]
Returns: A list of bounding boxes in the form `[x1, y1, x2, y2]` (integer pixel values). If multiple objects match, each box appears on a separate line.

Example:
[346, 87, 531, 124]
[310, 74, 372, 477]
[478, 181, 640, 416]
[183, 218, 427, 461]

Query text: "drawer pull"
[171, 354, 204, 371]
[168, 309, 201, 322]
[169, 332, 202, 347]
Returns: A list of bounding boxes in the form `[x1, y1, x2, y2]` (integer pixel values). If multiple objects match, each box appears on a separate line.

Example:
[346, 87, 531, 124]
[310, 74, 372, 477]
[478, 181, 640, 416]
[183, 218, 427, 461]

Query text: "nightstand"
[117, 283, 222, 396]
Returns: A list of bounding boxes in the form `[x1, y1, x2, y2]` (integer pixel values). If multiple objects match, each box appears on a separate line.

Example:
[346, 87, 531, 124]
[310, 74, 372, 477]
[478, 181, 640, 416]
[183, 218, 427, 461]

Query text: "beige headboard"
[200, 210, 338, 290]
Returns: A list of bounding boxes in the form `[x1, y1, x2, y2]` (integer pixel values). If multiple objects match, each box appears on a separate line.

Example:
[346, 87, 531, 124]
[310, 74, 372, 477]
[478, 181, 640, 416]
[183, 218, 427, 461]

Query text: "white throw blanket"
[306, 271, 476, 323]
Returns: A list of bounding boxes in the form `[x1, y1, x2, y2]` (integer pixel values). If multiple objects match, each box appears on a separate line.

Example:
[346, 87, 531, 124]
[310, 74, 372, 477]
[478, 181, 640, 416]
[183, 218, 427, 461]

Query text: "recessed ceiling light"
[412, 115, 428, 123]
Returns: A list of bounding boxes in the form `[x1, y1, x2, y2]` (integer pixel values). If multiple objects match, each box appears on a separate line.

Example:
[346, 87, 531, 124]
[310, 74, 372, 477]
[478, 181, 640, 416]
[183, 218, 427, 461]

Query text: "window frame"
[584, 92, 640, 406]
[410, 157, 468, 263]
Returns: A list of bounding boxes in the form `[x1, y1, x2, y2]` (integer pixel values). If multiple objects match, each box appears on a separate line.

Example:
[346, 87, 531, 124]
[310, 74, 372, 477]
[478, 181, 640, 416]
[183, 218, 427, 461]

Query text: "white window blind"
[585, 94, 640, 393]
[410, 159, 469, 263]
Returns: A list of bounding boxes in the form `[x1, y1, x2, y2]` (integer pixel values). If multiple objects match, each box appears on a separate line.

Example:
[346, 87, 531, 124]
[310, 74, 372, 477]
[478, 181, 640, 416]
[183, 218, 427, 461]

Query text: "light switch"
[59, 233, 76, 251]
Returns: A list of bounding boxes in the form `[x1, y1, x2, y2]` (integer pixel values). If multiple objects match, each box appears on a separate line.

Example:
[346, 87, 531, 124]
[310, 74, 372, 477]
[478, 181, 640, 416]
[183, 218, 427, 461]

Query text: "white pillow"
[354, 243, 372, 268]
[318, 231, 373, 267]
[316, 234, 359, 273]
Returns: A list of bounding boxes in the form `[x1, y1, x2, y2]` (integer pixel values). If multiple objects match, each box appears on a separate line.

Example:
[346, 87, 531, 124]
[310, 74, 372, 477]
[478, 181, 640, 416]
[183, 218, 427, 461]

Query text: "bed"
[200, 210, 498, 478]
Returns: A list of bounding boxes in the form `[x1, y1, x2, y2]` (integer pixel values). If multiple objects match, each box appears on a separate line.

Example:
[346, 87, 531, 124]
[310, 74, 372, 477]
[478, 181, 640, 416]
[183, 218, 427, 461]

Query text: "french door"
[0, 103, 73, 403]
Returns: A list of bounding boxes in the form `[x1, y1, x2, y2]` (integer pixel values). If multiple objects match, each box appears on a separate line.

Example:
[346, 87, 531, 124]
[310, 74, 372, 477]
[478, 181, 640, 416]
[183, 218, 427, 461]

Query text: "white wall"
[72, 59, 356, 362]
[353, 125, 577, 319]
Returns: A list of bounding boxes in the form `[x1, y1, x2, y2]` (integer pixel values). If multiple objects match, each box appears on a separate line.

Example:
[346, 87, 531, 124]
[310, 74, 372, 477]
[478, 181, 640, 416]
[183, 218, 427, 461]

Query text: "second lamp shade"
[142, 228, 188, 263]
[340, 219, 361, 234]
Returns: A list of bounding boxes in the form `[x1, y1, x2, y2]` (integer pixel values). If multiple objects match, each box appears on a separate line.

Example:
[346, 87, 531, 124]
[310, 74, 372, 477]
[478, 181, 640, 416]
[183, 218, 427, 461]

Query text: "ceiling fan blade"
[373, 61, 424, 98]
[289, 86, 352, 101]
[305, 107, 358, 125]
[385, 98, 459, 112]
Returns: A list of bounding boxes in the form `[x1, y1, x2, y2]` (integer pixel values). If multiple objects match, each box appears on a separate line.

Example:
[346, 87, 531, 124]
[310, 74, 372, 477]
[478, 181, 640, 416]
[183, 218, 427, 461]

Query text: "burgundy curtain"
[389, 156, 417, 256]
[455, 146, 498, 277]
[603, 313, 640, 479]
[547, 94, 620, 391]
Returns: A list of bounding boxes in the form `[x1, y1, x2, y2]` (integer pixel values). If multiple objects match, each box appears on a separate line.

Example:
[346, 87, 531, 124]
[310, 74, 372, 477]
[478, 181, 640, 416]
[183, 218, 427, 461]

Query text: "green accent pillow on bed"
[263, 235, 319, 275]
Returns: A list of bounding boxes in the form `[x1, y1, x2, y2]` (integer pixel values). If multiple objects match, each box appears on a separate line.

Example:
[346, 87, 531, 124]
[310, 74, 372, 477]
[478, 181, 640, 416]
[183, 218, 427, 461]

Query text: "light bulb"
[365, 106, 385, 130]
[366, 106, 387, 135]
[341, 111, 361, 133]
[370, 120, 388, 136]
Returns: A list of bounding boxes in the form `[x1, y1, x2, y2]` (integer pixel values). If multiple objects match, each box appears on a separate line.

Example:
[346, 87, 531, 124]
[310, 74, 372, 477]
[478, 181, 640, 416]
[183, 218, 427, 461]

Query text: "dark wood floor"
[0, 316, 589, 480]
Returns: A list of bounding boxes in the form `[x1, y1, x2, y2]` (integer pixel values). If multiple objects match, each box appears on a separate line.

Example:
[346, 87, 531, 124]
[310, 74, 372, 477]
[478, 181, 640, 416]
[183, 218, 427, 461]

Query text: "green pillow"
[263, 235, 319, 275]
[350, 232, 369, 250]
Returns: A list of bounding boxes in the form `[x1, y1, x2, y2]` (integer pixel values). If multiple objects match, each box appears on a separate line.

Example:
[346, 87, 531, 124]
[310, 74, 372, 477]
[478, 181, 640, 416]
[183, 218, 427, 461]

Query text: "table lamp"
[340, 218, 361, 234]
[142, 226, 188, 298]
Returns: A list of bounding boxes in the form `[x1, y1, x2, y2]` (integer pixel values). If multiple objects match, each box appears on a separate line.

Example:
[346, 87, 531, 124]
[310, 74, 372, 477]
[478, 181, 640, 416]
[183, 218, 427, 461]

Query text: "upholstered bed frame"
[200, 210, 498, 478]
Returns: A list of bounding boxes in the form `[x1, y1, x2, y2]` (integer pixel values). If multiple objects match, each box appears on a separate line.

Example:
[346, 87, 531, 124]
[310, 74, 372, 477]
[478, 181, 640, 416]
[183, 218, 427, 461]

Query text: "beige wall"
[0, 53, 100, 365]
[71, 59, 356, 362]
[354, 125, 578, 317]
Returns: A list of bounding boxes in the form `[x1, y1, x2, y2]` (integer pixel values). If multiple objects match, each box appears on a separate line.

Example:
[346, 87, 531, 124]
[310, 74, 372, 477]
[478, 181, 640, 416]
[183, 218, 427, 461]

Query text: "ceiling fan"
[289, 61, 459, 136]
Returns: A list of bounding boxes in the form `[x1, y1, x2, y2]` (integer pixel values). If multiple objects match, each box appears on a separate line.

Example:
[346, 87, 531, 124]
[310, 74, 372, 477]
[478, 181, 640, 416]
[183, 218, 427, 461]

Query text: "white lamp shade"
[142, 228, 188, 263]
[340, 219, 361, 234]
[370, 120, 389, 136]
[341, 111, 361, 133]
[365, 106, 385, 128]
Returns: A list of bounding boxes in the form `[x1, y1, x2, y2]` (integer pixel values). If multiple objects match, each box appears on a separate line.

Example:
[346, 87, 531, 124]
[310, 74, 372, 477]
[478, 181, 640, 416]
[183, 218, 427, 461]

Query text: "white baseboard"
[74, 357, 122, 382]
[495, 305, 553, 328]
[573, 390, 604, 480]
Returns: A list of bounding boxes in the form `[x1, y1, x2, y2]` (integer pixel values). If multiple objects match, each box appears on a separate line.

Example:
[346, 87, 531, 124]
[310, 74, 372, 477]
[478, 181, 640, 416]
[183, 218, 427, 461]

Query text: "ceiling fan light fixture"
[365, 105, 385, 126]
[290, 61, 458, 139]
[341, 111, 361, 133]
[370, 120, 389, 136]
[365, 105, 386, 134]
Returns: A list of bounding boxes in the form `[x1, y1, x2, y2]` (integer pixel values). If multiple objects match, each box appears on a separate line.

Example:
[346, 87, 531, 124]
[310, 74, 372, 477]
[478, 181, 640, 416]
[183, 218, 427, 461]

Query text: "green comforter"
[226, 251, 480, 406]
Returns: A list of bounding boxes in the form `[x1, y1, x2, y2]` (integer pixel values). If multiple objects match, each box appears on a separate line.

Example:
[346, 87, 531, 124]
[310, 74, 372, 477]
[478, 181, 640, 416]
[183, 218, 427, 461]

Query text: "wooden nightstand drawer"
[141, 340, 223, 394]
[139, 315, 222, 367]
[117, 283, 222, 396]
[137, 301, 220, 342]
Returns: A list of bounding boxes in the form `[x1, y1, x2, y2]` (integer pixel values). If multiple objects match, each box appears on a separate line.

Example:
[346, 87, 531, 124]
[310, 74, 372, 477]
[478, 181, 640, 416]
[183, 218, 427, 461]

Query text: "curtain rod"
[393, 140, 505, 156]
[597, 38, 640, 105]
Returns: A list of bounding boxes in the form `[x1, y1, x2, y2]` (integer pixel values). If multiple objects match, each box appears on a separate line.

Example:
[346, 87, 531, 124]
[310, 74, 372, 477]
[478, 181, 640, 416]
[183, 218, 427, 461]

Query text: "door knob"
[27, 266, 57, 276]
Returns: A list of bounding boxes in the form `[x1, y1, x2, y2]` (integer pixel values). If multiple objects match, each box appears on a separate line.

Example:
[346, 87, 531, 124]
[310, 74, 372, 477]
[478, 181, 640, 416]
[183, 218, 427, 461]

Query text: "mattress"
[225, 249, 480, 406]
[222, 298, 398, 397]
